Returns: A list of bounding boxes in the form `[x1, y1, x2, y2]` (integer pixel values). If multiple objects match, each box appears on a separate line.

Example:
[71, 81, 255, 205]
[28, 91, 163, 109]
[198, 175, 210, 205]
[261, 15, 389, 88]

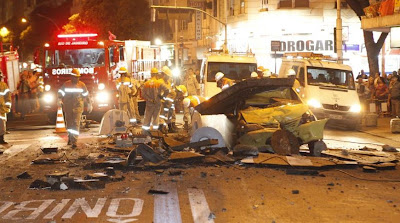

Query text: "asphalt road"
[0, 114, 399, 222]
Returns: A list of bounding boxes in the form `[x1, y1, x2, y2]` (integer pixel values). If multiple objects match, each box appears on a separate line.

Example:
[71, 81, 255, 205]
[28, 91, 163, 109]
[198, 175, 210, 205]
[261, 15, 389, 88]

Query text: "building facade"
[154, 0, 397, 74]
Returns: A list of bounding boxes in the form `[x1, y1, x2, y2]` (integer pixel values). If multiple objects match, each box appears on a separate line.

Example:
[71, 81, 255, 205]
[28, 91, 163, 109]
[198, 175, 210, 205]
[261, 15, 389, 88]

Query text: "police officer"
[58, 68, 90, 148]
[0, 72, 11, 144]
[142, 68, 168, 131]
[116, 67, 136, 124]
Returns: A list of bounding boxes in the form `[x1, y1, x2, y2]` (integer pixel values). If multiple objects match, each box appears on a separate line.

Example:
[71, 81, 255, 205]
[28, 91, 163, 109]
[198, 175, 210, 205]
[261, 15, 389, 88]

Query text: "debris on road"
[382, 144, 398, 152]
[292, 190, 300, 194]
[148, 189, 169, 195]
[41, 147, 58, 154]
[363, 166, 377, 173]
[17, 172, 32, 179]
[285, 169, 319, 176]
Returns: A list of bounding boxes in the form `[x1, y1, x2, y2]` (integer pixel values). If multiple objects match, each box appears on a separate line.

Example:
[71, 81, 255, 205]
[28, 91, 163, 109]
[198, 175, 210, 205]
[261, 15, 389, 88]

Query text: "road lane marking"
[3, 200, 54, 220]
[44, 199, 70, 219]
[62, 198, 107, 219]
[2, 144, 31, 160]
[153, 183, 182, 223]
[188, 188, 214, 223]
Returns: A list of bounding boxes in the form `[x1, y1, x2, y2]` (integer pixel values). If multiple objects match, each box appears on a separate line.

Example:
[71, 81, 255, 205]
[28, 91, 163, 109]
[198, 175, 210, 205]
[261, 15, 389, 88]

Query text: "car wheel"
[271, 129, 300, 155]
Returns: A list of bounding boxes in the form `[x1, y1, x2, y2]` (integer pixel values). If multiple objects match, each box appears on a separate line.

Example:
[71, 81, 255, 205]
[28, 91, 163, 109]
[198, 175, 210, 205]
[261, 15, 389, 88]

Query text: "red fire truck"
[41, 33, 126, 120]
[0, 49, 20, 115]
[41, 33, 167, 121]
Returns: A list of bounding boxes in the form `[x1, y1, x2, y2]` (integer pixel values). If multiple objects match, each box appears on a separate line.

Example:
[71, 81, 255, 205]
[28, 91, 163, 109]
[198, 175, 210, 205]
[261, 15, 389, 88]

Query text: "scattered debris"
[17, 172, 32, 179]
[363, 166, 377, 173]
[148, 189, 169, 195]
[41, 147, 58, 154]
[292, 190, 300, 194]
[169, 170, 182, 176]
[327, 182, 335, 186]
[208, 212, 216, 220]
[382, 145, 398, 152]
[105, 167, 116, 176]
[60, 183, 68, 190]
[200, 172, 207, 178]
[285, 169, 319, 176]
[136, 144, 165, 164]
[169, 152, 204, 163]
[29, 180, 51, 189]
[171, 139, 219, 151]
[233, 144, 259, 157]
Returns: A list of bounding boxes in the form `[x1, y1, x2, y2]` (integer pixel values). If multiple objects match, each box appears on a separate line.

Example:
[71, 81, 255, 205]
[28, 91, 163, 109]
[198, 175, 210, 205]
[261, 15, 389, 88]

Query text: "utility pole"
[336, 0, 343, 64]
[151, 5, 228, 53]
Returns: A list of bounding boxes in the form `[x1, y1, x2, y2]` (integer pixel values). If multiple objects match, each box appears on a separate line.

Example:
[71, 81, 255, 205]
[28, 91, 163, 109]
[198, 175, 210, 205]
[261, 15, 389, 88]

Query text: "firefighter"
[182, 95, 206, 129]
[215, 72, 234, 90]
[182, 68, 200, 96]
[142, 68, 168, 131]
[175, 85, 189, 128]
[129, 73, 141, 124]
[58, 68, 90, 148]
[159, 66, 178, 133]
[0, 71, 11, 144]
[116, 67, 136, 124]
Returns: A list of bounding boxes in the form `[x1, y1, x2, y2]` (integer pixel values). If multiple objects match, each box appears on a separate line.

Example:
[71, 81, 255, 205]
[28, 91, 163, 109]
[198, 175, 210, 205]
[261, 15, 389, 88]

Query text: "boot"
[0, 135, 7, 144]
[159, 124, 168, 134]
[168, 123, 177, 133]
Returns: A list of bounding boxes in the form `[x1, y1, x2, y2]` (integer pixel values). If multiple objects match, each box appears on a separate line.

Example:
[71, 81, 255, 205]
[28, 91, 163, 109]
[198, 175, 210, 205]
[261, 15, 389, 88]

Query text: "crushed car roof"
[196, 78, 295, 115]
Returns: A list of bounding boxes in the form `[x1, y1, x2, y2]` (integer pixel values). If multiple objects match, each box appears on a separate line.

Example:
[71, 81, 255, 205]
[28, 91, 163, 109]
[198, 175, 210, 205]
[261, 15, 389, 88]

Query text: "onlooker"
[390, 75, 400, 117]
[356, 69, 368, 79]
[374, 77, 389, 113]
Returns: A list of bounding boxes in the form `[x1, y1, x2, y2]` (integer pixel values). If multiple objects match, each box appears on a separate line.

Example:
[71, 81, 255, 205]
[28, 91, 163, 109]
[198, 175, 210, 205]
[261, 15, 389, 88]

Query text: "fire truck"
[0, 49, 20, 115]
[41, 33, 166, 121]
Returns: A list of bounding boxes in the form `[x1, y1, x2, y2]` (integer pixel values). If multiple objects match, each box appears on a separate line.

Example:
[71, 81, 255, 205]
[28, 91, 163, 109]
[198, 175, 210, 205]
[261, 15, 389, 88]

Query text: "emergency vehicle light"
[57, 33, 98, 38]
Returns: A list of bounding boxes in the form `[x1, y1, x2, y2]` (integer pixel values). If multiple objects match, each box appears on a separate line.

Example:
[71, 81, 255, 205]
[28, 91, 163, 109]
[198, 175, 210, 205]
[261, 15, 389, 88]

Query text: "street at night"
[1, 0, 400, 222]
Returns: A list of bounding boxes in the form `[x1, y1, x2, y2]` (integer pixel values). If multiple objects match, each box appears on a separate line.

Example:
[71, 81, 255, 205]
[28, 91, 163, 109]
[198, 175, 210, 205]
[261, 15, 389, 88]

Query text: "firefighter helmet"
[176, 85, 187, 95]
[71, 68, 81, 77]
[162, 66, 172, 77]
[151, 67, 159, 74]
[183, 98, 191, 108]
[215, 72, 224, 82]
[287, 69, 296, 76]
[118, 67, 128, 74]
[251, 72, 258, 78]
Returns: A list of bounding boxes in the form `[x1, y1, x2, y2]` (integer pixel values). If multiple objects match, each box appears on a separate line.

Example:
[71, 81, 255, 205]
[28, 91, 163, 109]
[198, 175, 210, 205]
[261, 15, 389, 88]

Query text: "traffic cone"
[54, 106, 67, 133]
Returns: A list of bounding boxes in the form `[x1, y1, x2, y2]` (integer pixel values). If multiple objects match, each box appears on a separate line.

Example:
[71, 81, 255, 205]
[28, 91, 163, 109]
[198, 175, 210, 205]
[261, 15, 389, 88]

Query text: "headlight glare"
[307, 99, 322, 108]
[43, 93, 54, 103]
[349, 104, 361, 113]
[44, 85, 51, 91]
[98, 83, 105, 90]
[96, 91, 109, 102]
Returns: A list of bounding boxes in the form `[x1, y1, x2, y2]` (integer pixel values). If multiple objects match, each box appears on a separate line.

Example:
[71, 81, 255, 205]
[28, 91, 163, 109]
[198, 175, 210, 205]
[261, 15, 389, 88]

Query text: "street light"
[21, 18, 27, 23]
[155, 38, 162, 46]
[0, 27, 10, 38]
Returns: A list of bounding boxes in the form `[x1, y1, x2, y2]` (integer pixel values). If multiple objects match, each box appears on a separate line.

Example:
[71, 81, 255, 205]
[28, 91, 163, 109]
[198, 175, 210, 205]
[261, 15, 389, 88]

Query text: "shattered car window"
[245, 88, 300, 108]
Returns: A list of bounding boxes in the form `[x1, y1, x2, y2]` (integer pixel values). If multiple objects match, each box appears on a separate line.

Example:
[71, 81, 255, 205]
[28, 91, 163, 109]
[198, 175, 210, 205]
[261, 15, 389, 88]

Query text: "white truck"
[279, 52, 361, 129]
[199, 52, 257, 98]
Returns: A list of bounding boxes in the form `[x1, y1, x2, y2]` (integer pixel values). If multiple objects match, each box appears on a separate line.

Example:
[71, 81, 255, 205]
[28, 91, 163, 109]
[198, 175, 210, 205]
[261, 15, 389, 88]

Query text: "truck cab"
[199, 53, 257, 98]
[279, 52, 361, 129]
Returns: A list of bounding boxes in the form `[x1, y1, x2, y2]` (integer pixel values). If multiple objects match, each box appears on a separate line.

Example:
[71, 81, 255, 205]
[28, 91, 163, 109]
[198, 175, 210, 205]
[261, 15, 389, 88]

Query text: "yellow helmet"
[118, 67, 128, 74]
[176, 85, 187, 95]
[183, 98, 191, 108]
[251, 72, 258, 78]
[71, 68, 81, 77]
[162, 66, 172, 77]
[151, 67, 159, 74]
[257, 66, 265, 72]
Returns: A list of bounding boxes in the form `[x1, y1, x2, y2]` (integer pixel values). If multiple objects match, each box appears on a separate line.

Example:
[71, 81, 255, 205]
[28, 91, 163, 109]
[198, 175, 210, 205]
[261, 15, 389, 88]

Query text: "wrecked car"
[191, 78, 328, 156]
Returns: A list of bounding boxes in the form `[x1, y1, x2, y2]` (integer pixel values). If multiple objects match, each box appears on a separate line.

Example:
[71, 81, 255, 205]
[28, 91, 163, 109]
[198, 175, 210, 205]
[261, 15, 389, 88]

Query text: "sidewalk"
[360, 116, 400, 143]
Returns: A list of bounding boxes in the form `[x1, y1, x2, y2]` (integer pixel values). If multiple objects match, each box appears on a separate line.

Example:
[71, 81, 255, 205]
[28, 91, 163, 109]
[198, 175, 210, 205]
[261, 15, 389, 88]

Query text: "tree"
[63, 0, 151, 40]
[346, 0, 388, 77]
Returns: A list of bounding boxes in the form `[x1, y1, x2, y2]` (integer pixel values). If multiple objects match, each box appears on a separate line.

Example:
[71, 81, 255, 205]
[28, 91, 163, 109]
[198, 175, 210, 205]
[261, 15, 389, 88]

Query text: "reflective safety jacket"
[58, 81, 89, 109]
[160, 79, 176, 103]
[186, 95, 206, 108]
[116, 76, 132, 103]
[0, 81, 11, 119]
[219, 78, 235, 90]
[142, 78, 168, 104]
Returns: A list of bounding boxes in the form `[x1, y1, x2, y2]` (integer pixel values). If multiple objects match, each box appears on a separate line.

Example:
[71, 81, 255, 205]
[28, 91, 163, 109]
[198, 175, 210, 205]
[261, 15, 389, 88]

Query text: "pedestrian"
[141, 67, 168, 132]
[57, 68, 90, 148]
[0, 71, 11, 144]
[356, 69, 367, 79]
[17, 70, 31, 119]
[182, 68, 200, 96]
[374, 77, 389, 114]
[389, 75, 400, 117]
[182, 95, 206, 130]
[215, 72, 234, 90]
[116, 67, 136, 124]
